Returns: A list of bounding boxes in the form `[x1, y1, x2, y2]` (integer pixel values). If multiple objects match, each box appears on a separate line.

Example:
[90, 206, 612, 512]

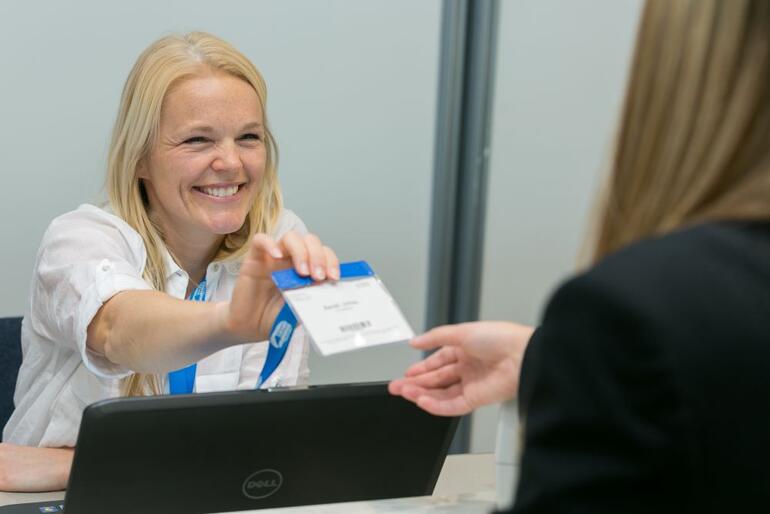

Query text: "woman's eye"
[183, 136, 210, 144]
[239, 133, 261, 141]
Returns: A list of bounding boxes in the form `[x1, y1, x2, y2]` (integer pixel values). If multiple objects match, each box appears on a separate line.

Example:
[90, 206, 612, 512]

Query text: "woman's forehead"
[160, 73, 263, 128]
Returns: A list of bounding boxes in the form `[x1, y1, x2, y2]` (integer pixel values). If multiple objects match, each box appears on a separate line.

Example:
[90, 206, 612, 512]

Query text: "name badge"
[272, 261, 414, 356]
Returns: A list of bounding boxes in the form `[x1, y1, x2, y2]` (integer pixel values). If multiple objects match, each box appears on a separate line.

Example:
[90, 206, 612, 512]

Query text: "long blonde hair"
[106, 32, 282, 396]
[591, 0, 770, 262]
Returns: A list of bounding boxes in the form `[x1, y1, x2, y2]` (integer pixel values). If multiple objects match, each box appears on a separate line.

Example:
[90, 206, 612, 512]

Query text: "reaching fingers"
[388, 378, 407, 396]
[417, 391, 473, 417]
[404, 347, 458, 377]
[398, 382, 429, 403]
[402, 383, 472, 417]
[389, 361, 460, 396]
[394, 359, 461, 395]
[410, 324, 472, 351]
[408, 362, 461, 389]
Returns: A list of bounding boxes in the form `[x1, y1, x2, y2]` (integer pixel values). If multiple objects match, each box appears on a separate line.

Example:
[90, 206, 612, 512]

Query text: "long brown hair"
[106, 32, 282, 395]
[591, 0, 770, 262]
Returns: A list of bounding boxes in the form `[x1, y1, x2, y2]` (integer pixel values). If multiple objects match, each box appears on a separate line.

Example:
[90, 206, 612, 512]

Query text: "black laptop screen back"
[63, 382, 457, 513]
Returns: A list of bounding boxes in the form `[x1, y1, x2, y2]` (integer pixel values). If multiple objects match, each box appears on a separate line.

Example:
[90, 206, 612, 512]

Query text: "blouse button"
[212, 264, 220, 272]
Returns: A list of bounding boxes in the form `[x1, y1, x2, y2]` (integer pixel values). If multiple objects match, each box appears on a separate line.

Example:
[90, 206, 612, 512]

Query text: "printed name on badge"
[272, 261, 414, 356]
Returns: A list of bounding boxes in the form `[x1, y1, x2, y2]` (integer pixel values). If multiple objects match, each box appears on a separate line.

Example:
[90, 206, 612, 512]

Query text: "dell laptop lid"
[2, 382, 457, 514]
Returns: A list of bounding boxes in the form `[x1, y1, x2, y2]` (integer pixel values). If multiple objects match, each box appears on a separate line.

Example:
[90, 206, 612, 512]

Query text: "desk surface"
[0, 453, 498, 513]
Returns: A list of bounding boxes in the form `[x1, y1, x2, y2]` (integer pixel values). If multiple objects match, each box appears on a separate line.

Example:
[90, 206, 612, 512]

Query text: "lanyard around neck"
[167, 276, 297, 394]
[167, 279, 207, 395]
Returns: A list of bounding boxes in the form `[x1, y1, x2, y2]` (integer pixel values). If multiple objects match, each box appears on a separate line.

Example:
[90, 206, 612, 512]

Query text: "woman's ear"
[138, 178, 149, 205]
[136, 159, 148, 180]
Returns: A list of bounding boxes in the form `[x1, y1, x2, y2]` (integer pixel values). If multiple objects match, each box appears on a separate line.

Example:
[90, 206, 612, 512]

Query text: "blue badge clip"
[271, 260, 374, 291]
[257, 261, 376, 389]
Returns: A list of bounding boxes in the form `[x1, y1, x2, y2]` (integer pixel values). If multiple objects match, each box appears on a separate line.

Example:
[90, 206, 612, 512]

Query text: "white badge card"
[272, 261, 414, 356]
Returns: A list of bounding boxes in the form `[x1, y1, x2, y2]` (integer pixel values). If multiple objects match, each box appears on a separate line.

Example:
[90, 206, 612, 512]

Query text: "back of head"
[593, 0, 770, 262]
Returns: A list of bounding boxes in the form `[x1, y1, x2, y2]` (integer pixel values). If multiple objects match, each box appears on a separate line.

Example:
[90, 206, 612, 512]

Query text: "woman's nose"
[211, 141, 241, 172]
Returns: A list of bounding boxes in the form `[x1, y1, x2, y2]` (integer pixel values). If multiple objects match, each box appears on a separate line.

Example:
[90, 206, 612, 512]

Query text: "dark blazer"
[505, 222, 770, 514]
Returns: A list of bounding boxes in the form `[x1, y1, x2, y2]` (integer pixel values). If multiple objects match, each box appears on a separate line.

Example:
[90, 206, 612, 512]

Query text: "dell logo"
[242, 469, 283, 499]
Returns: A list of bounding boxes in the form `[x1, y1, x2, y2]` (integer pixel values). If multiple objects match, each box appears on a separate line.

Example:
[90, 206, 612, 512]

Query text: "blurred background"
[0, 0, 642, 452]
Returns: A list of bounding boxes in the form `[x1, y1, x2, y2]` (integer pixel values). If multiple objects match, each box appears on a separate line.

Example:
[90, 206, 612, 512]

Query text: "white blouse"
[2, 204, 310, 447]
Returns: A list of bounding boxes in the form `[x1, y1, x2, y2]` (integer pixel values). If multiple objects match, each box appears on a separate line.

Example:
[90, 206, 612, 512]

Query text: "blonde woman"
[0, 32, 339, 491]
[392, 0, 770, 512]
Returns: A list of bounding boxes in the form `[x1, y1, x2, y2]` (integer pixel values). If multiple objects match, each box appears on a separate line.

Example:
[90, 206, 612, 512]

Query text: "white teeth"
[200, 185, 239, 198]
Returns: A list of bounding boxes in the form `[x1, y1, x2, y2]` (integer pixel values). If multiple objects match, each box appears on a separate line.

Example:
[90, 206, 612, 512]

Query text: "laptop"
[0, 382, 457, 513]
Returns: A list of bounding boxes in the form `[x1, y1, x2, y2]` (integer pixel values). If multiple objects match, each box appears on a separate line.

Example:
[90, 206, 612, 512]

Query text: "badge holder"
[271, 260, 414, 356]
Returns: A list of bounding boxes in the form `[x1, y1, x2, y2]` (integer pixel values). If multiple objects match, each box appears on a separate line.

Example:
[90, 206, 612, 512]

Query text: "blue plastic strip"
[257, 303, 297, 388]
[168, 362, 197, 395]
[258, 260, 372, 389]
[168, 278, 207, 395]
[272, 260, 374, 291]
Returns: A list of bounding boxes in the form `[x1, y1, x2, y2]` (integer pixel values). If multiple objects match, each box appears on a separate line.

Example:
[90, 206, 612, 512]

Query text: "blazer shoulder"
[543, 222, 770, 338]
[581, 222, 768, 301]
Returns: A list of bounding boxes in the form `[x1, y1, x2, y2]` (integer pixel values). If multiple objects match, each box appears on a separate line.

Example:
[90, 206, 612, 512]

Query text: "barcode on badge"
[339, 320, 372, 333]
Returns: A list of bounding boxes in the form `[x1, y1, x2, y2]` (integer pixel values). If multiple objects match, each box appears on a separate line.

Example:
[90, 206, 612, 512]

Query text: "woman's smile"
[192, 182, 248, 201]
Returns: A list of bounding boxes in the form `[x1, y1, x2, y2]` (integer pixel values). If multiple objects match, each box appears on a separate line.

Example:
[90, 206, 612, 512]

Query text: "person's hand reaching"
[389, 321, 534, 416]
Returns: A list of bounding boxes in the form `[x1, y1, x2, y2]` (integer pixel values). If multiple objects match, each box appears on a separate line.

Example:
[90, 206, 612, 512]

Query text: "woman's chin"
[205, 216, 248, 236]
[211, 224, 245, 236]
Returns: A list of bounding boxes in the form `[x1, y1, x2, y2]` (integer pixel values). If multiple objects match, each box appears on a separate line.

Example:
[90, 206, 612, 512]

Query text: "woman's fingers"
[323, 245, 340, 280]
[278, 231, 337, 281]
[249, 231, 340, 283]
[249, 234, 284, 260]
[238, 234, 289, 282]
[303, 233, 327, 280]
[278, 231, 311, 276]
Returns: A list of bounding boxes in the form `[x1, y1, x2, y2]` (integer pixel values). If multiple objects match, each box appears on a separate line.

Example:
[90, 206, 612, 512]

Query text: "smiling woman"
[0, 32, 340, 492]
[142, 74, 267, 239]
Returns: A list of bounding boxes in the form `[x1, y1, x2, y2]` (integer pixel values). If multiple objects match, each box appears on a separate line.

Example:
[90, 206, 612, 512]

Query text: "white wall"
[470, 0, 643, 453]
[0, 0, 441, 383]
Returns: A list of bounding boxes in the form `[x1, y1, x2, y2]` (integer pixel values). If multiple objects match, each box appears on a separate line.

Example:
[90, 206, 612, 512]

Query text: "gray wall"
[0, 0, 440, 383]
[471, 0, 643, 453]
[2, 0, 648, 452]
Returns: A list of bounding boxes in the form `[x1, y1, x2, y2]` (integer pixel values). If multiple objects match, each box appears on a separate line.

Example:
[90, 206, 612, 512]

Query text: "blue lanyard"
[256, 303, 296, 388]
[168, 279, 207, 394]
[168, 275, 297, 394]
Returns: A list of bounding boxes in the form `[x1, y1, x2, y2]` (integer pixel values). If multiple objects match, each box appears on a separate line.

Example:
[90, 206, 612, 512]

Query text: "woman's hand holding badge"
[222, 231, 340, 343]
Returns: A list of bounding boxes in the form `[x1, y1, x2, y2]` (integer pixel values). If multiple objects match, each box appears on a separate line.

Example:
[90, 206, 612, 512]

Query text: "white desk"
[0, 453, 498, 513]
